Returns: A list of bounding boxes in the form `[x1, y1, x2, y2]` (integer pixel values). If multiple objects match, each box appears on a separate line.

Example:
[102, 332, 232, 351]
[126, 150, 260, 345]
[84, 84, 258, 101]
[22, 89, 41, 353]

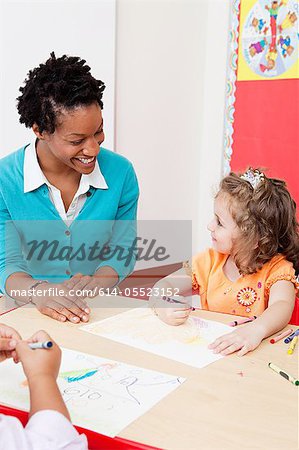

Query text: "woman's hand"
[16, 330, 61, 382]
[151, 296, 192, 326]
[208, 323, 265, 356]
[0, 324, 21, 363]
[32, 282, 90, 323]
[62, 273, 100, 298]
[62, 268, 119, 298]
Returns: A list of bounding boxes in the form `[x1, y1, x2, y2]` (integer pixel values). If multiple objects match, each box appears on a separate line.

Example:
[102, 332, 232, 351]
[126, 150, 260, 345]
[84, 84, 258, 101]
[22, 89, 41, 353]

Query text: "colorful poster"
[223, 0, 298, 214]
[238, 0, 299, 80]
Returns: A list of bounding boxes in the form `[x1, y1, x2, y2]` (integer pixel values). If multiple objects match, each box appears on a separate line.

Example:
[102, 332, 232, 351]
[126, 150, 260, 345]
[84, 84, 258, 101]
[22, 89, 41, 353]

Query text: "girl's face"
[35, 102, 105, 174]
[207, 193, 240, 255]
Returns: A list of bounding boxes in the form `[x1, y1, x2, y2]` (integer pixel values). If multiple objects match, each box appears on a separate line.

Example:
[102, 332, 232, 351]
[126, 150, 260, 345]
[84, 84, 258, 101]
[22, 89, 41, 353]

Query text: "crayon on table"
[287, 336, 298, 355]
[270, 328, 293, 344]
[228, 316, 257, 327]
[28, 341, 53, 349]
[268, 362, 299, 386]
[284, 329, 299, 344]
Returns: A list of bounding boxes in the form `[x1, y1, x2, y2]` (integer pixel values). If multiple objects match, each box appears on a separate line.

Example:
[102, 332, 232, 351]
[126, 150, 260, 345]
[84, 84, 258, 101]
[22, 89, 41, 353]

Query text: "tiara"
[240, 168, 265, 189]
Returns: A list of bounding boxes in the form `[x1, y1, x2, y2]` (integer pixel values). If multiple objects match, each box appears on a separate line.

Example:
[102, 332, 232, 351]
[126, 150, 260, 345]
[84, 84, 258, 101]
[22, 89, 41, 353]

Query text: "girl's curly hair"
[17, 52, 105, 134]
[218, 170, 299, 275]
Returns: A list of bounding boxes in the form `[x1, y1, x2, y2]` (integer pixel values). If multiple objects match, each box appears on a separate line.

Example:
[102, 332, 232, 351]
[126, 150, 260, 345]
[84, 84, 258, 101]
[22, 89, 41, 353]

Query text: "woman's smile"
[72, 155, 96, 169]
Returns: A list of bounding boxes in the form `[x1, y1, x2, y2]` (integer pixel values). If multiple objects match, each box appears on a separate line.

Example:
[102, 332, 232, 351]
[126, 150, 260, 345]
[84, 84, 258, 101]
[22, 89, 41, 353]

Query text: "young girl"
[150, 168, 299, 356]
[0, 324, 87, 449]
[0, 53, 139, 323]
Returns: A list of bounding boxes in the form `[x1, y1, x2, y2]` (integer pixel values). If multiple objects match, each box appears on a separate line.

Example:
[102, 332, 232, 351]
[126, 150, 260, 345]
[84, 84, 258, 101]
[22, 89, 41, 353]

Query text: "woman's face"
[36, 102, 105, 174]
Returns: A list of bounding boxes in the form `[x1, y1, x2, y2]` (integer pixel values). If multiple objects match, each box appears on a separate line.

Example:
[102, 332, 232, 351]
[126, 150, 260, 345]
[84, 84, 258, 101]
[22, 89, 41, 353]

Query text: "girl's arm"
[252, 280, 295, 338]
[209, 280, 296, 356]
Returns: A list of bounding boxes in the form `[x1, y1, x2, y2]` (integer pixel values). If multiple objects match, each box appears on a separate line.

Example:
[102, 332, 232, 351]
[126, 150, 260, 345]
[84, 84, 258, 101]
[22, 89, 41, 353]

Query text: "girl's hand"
[152, 296, 192, 326]
[0, 324, 22, 363]
[33, 282, 90, 323]
[15, 330, 61, 382]
[208, 323, 265, 356]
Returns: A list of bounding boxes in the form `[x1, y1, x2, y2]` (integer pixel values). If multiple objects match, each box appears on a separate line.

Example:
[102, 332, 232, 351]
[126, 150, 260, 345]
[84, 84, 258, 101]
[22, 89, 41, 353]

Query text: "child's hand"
[208, 323, 265, 356]
[16, 330, 61, 382]
[0, 324, 22, 363]
[153, 297, 192, 326]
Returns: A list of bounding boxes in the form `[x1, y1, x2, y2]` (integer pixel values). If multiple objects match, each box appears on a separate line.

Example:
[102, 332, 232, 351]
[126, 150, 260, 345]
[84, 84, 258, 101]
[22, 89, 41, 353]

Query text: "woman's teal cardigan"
[0, 145, 139, 293]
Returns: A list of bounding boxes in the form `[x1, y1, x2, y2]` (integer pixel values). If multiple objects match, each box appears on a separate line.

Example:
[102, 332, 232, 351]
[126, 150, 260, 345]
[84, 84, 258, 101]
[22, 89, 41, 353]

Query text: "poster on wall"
[239, 0, 298, 80]
[224, 0, 298, 210]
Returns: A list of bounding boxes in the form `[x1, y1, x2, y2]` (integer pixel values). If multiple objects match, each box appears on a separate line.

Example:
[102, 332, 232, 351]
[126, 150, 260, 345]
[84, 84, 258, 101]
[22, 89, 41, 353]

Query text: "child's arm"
[16, 330, 70, 419]
[209, 280, 295, 356]
[149, 268, 193, 326]
[1, 330, 88, 449]
[252, 280, 295, 336]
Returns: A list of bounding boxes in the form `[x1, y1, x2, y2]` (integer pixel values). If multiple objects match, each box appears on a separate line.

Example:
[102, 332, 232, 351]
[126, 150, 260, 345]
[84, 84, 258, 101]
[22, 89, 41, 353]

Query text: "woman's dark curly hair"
[218, 169, 299, 275]
[17, 52, 105, 134]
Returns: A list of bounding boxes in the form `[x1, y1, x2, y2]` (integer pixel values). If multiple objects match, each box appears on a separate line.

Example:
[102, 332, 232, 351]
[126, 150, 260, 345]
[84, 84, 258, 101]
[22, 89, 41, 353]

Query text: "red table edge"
[0, 405, 161, 450]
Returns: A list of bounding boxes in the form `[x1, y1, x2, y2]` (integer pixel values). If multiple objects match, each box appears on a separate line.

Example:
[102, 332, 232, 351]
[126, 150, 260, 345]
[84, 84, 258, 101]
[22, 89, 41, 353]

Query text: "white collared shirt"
[0, 410, 88, 449]
[23, 142, 108, 225]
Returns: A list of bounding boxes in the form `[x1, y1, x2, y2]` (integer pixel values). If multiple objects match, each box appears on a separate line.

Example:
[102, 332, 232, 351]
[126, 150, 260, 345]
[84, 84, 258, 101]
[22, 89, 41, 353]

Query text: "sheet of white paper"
[80, 308, 232, 368]
[0, 348, 184, 437]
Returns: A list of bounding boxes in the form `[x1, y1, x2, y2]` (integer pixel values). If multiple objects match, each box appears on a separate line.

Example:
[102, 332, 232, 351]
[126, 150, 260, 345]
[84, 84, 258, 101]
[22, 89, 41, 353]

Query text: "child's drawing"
[80, 308, 232, 368]
[0, 348, 184, 437]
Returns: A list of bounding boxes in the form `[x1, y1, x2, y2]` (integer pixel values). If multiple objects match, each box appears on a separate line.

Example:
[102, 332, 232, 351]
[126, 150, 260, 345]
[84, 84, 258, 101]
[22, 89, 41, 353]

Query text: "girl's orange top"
[184, 249, 298, 317]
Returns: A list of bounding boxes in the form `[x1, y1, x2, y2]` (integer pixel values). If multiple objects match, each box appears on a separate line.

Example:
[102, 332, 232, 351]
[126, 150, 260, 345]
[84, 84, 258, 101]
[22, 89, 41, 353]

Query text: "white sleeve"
[0, 411, 88, 450]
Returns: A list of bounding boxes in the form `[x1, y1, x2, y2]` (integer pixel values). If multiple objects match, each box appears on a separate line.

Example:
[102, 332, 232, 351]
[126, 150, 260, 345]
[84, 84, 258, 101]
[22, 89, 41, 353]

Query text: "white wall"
[115, 0, 230, 252]
[0, 0, 115, 153]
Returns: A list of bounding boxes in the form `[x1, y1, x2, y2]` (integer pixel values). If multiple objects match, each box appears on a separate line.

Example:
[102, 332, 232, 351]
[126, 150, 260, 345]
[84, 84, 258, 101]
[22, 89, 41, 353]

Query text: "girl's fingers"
[220, 342, 242, 356]
[173, 310, 190, 319]
[210, 339, 232, 354]
[237, 345, 250, 357]
[208, 333, 233, 349]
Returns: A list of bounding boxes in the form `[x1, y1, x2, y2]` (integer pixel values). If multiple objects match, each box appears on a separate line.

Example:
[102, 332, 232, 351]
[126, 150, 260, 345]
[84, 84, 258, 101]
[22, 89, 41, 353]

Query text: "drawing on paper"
[0, 348, 184, 437]
[80, 308, 232, 369]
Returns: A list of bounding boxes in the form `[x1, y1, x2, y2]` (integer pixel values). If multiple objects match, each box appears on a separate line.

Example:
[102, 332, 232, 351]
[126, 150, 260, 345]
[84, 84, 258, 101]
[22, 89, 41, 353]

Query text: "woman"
[0, 53, 139, 323]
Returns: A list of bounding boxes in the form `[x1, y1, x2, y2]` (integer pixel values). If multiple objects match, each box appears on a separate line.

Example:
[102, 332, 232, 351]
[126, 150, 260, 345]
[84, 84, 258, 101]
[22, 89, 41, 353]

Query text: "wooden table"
[0, 295, 298, 450]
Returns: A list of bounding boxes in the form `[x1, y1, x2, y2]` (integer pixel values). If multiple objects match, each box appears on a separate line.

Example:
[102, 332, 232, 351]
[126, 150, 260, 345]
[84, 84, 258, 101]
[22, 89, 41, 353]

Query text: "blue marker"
[28, 341, 53, 349]
[284, 329, 299, 344]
